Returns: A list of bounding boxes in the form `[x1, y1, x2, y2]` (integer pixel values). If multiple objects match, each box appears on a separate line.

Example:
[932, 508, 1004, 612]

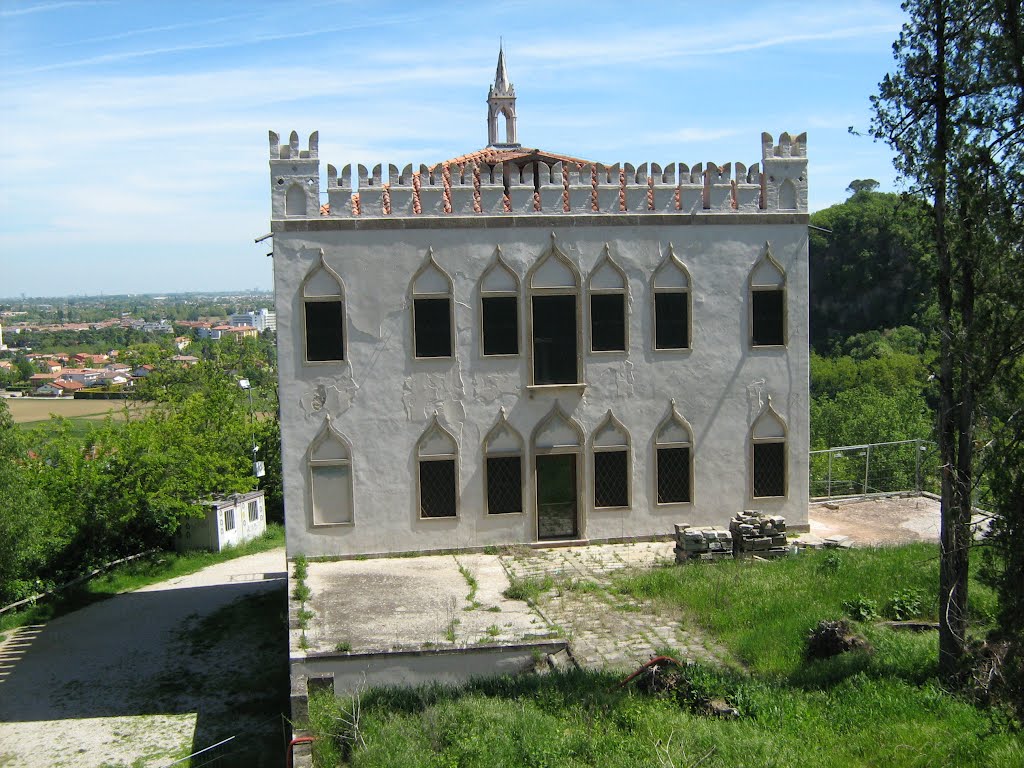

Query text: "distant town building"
[229, 308, 277, 333]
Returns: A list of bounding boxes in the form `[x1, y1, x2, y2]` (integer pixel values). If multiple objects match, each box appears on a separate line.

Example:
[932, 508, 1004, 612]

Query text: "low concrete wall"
[290, 640, 567, 720]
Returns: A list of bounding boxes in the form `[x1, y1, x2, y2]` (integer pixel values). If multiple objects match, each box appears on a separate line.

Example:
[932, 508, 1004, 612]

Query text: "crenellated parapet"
[269, 131, 320, 219]
[270, 131, 807, 220]
[760, 132, 808, 213]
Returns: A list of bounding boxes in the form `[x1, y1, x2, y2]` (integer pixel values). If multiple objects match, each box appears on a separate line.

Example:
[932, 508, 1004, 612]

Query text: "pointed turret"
[492, 45, 513, 97]
[487, 44, 520, 147]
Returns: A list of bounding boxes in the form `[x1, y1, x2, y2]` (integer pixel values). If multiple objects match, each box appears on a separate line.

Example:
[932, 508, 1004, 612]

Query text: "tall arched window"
[749, 242, 786, 348]
[308, 416, 354, 525]
[588, 244, 628, 353]
[531, 402, 584, 539]
[527, 234, 582, 385]
[416, 413, 459, 518]
[483, 408, 524, 515]
[751, 396, 787, 498]
[591, 410, 630, 509]
[479, 246, 520, 357]
[651, 244, 692, 351]
[654, 400, 694, 505]
[301, 250, 345, 364]
[411, 248, 455, 359]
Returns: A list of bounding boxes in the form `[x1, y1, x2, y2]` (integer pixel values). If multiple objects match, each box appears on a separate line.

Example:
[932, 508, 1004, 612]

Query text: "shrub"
[818, 552, 842, 575]
[843, 595, 878, 622]
[886, 588, 924, 620]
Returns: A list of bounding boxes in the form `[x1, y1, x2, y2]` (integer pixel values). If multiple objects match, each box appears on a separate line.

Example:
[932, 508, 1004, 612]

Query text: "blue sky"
[0, 0, 907, 297]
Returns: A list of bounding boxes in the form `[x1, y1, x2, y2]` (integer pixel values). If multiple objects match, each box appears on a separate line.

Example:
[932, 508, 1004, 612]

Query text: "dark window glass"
[482, 296, 518, 356]
[486, 456, 522, 514]
[414, 298, 452, 358]
[657, 446, 691, 503]
[536, 453, 578, 539]
[594, 450, 628, 508]
[654, 293, 689, 349]
[753, 442, 786, 497]
[305, 301, 344, 361]
[532, 294, 577, 384]
[419, 459, 456, 517]
[590, 293, 626, 352]
[752, 290, 784, 346]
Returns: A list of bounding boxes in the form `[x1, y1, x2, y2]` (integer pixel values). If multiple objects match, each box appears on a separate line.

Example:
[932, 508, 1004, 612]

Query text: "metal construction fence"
[810, 438, 940, 499]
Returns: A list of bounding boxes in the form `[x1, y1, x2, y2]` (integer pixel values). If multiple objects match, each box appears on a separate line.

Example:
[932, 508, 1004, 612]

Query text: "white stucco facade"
[270, 128, 810, 559]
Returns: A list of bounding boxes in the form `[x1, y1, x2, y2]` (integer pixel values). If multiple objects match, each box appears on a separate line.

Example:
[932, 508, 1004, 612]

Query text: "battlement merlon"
[269, 130, 807, 220]
[269, 130, 318, 160]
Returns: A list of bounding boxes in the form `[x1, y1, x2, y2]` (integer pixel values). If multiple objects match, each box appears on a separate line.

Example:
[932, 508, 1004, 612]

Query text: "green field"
[6, 397, 152, 436]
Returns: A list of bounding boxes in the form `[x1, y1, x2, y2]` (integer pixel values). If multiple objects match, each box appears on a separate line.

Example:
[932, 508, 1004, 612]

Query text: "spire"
[493, 43, 512, 97]
[487, 44, 519, 147]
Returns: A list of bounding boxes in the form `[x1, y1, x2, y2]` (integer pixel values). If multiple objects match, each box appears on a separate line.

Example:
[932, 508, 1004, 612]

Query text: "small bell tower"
[487, 44, 519, 148]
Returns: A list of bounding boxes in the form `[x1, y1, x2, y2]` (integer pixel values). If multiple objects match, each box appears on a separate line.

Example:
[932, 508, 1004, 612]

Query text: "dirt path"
[806, 495, 943, 546]
[0, 549, 287, 768]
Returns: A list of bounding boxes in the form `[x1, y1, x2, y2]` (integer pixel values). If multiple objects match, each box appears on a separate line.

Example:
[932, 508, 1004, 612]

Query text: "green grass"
[457, 561, 480, 609]
[306, 544, 1020, 767]
[502, 575, 554, 605]
[612, 543, 997, 676]
[0, 523, 284, 634]
[308, 665, 1023, 768]
[17, 416, 101, 438]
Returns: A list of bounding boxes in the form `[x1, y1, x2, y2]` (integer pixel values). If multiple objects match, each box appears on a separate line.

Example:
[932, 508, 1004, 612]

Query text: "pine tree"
[870, 0, 1024, 679]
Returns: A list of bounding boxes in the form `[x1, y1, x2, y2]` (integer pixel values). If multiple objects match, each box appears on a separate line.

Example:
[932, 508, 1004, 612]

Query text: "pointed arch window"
[483, 409, 524, 515]
[308, 417, 354, 526]
[416, 414, 459, 518]
[651, 245, 691, 351]
[528, 235, 582, 386]
[532, 403, 584, 540]
[588, 244, 628, 353]
[411, 248, 455, 359]
[591, 411, 630, 509]
[301, 251, 345, 364]
[749, 243, 786, 347]
[479, 247, 520, 357]
[751, 397, 787, 498]
[655, 401, 694, 504]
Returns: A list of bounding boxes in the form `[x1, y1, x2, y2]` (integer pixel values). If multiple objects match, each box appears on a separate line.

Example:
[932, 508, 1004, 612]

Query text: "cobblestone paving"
[500, 541, 728, 670]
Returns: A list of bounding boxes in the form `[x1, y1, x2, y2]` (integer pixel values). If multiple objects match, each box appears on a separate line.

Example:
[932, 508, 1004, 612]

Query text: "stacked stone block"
[729, 510, 789, 557]
[673, 524, 734, 563]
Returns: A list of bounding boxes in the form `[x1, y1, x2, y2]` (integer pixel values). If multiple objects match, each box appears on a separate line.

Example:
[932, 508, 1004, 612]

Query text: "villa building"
[271, 51, 810, 558]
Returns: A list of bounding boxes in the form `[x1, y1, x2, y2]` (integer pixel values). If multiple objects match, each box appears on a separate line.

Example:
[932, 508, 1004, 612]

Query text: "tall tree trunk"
[932, 0, 968, 679]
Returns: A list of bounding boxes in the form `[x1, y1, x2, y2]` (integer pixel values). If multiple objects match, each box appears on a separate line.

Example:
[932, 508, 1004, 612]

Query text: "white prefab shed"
[175, 490, 267, 552]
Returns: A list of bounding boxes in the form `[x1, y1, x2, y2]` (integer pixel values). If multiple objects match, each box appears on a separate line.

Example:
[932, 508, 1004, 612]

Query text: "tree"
[846, 178, 881, 195]
[809, 187, 934, 350]
[0, 401, 59, 602]
[870, 0, 1024, 679]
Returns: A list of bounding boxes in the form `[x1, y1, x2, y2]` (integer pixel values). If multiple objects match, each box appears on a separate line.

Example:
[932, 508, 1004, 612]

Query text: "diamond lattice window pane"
[594, 450, 628, 507]
[753, 442, 786, 497]
[657, 446, 691, 503]
[419, 459, 456, 517]
[487, 456, 522, 514]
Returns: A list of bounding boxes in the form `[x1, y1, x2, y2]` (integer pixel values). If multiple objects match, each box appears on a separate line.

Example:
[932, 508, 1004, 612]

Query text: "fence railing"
[810, 439, 939, 499]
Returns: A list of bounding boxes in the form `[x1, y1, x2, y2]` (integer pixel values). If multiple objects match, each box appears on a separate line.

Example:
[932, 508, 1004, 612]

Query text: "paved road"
[0, 548, 286, 768]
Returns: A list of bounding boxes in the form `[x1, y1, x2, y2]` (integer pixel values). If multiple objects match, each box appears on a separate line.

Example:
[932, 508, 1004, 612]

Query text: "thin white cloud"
[12, 10, 431, 75]
[47, 12, 256, 49]
[0, 1, 108, 17]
